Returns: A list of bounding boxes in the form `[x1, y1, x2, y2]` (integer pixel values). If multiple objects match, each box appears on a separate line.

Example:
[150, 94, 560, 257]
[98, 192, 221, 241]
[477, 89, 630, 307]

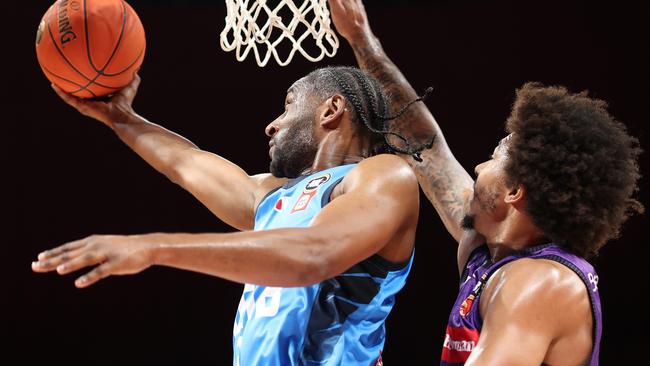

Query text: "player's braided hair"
[303, 66, 433, 161]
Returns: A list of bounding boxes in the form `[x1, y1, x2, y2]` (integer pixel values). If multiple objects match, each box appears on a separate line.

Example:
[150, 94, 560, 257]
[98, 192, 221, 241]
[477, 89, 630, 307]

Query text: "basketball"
[35, 0, 145, 98]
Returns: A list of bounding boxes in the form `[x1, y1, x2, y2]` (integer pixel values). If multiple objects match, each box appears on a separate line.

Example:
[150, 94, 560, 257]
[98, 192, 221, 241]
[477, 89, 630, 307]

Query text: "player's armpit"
[171, 149, 286, 231]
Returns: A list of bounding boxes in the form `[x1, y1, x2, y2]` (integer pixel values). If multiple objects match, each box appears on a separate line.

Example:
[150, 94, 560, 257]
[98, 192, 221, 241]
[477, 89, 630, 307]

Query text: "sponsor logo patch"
[441, 326, 479, 364]
[459, 272, 488, 317]
[291, 173, 331, 213]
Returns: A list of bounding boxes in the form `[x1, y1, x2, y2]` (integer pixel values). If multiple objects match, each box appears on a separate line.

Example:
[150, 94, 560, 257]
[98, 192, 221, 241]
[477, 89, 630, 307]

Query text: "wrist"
[346, 27, 375, 47]
[144, 233, 167, 266]
[350, 32, 386, 59]
[130, 233, 165, 267]
[111, 105, 138, 125]
[111, 111, 145, 135]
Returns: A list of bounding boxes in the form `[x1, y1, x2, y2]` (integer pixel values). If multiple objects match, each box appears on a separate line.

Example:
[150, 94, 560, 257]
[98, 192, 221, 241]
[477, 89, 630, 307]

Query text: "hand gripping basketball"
[35, 0, 146, 98]
[51, 74, 141, 130]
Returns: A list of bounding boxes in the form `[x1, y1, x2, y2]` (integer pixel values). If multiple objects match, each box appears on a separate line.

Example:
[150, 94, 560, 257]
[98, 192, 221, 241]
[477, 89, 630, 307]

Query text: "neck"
[486, 209, 546, 262]
[304, 128, 370, 175]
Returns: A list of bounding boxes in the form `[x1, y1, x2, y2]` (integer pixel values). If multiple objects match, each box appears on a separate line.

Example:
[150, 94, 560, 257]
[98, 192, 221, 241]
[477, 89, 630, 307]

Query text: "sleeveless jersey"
[233, 164, 414, 366]
[441, 244, 602, 365]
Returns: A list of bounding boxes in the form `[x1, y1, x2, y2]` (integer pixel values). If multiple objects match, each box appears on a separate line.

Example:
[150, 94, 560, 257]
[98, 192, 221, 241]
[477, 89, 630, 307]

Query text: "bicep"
[174, 149, 280, 230]
[308, 163, 418, 276]
[467, 315, 550, 366]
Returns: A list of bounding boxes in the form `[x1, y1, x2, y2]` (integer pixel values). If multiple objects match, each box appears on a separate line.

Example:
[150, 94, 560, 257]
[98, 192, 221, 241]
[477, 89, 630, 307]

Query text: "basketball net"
[220, 0, 339, 67]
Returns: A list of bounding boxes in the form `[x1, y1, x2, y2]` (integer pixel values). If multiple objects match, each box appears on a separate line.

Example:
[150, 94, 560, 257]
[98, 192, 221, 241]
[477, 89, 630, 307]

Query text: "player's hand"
[51, 74, 141, 130]
[328, 0, 372, 43]
[31, 234, 154, 288]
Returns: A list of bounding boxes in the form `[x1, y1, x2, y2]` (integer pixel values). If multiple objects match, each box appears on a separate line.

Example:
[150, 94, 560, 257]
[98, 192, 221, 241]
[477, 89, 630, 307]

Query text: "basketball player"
[31, 66, 426, 365]
[329, 0, 643, 365]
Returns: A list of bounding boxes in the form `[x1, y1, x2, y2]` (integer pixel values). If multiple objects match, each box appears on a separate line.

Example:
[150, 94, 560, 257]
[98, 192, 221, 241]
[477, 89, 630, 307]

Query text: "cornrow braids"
[311, 66, 433, 161]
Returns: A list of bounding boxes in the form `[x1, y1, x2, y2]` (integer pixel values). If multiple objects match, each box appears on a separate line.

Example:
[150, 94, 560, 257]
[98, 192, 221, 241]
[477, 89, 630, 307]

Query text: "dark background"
[4, 0, 648, 364]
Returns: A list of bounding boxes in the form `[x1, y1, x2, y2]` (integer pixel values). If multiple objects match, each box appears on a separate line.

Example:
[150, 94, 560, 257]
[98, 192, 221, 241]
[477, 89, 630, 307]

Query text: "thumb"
[118, 74, 141, 104]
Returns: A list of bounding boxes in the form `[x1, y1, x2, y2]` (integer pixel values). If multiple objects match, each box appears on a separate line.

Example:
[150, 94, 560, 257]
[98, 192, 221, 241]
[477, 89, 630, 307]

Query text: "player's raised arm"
[52, 76, 284, 231]
[328, 0, 474, 243]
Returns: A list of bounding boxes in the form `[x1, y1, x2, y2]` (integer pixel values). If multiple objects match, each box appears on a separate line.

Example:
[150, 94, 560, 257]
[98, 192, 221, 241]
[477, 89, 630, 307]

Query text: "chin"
[269, 161, 284, 178]
[472, 215, 493, 240]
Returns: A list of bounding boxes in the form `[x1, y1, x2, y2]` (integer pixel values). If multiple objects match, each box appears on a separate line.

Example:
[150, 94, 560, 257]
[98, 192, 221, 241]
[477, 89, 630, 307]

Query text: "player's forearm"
[149, 229, 333, 287]
[349, 33, 428, 124]
[414, 146, 475, 240]
[111, 113, 199, 183]
[348, 32, 473, 240]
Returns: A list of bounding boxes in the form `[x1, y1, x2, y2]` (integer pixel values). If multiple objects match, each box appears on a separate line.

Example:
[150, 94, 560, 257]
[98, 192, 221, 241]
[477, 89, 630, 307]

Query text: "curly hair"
[505, 82, 643, 258]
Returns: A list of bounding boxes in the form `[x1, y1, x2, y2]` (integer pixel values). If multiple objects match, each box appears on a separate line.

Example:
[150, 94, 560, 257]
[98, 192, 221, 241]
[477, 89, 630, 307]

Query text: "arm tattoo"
[413, 148, 471, 234]
[351, 34, 473, 239]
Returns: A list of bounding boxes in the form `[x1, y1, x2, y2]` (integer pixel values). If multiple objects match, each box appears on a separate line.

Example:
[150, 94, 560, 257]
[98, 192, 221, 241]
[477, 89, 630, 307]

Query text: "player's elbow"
[167, 152, 196, 186]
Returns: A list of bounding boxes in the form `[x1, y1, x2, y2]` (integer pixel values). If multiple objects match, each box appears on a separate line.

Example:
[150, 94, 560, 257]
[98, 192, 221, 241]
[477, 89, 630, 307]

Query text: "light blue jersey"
[233, 164, 414, 366]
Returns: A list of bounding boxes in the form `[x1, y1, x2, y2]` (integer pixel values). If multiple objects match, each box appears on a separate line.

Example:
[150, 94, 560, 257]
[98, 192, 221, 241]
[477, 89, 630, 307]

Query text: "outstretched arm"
[52, 76, 284, 230]
[328, 0, 474, 243]
[32, 155, 419, 288]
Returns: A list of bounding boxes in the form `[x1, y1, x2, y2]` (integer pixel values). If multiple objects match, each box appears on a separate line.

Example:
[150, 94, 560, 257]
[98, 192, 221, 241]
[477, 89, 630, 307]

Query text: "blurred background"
[5, 0, 648, 364]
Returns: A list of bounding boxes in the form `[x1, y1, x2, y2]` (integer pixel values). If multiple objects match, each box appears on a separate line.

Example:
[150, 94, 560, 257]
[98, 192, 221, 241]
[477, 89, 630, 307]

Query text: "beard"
[461, 214, 475, 230]
[269, 118, 317, 178]
[462, 186, 494, 232]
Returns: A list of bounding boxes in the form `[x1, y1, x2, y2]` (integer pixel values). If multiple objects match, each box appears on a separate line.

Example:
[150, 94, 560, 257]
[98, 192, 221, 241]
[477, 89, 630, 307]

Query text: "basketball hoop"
[220, 0, 339, 67]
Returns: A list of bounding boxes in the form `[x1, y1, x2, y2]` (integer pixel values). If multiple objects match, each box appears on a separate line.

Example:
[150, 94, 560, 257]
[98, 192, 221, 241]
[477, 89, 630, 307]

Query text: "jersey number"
[255, 287, 282, 317]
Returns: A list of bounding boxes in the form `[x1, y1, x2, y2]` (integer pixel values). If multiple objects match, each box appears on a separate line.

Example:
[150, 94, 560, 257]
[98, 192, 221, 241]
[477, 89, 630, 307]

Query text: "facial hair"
[461, 214, 475, 230]
[269, 116, 317, 178]
[474, 185, 499, 212]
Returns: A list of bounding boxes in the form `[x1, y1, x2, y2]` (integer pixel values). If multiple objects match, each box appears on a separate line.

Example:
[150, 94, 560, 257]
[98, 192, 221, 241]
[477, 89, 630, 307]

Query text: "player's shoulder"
[502, 258, 587, 294]
[485, 257, 590, 315]
[334, 154, 417, 201]
[350, 153, 417, 184]
[252, 173, 287, 190]
[251, 173, 288, 206]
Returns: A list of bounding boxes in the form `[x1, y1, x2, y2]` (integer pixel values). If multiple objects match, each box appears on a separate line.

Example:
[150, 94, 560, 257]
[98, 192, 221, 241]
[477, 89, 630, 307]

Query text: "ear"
[318, 94, 346, 130]
[504, 184, 525, 206]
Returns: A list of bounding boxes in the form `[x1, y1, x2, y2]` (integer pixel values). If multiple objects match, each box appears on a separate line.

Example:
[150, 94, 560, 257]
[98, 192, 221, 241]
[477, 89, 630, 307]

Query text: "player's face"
[464, 135, 514, 237]
[265, 86, 318, 178]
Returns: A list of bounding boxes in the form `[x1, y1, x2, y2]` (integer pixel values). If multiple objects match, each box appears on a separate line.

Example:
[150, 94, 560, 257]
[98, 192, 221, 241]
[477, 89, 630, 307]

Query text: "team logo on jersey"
[459, 294, 476, 317]
[459, 272, 488, 317]
[291, 173, 331, 213]
[303, 173, 331, 193]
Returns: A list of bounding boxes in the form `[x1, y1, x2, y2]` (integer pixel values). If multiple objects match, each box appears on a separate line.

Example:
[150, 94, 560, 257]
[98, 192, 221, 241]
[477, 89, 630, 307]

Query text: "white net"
[220, 0, 339, 67]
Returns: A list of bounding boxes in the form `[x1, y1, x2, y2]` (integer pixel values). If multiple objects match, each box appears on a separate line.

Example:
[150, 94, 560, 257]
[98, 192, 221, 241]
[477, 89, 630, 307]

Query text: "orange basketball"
[35, 0, 146, 98]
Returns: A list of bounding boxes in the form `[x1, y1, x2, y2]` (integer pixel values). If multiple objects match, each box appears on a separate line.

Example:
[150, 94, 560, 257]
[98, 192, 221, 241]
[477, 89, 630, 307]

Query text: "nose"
[265, 120, 279, 138]
[474, 161, 487, 176]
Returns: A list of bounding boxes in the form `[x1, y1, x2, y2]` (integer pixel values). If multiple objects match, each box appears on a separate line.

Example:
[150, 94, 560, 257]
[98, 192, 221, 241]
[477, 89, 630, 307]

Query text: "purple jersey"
[441, 244, 602, 365]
